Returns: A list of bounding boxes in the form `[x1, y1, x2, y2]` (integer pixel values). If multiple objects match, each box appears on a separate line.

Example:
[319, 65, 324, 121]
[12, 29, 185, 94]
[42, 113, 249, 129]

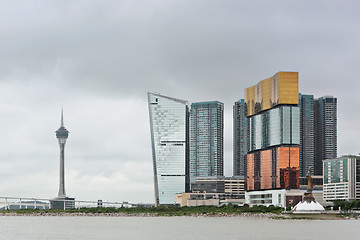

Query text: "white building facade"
[323, 155, 360, 201]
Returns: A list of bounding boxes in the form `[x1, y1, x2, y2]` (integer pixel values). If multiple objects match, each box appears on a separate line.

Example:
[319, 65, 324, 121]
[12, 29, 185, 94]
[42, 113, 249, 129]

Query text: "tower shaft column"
[58, 143, 66, 197]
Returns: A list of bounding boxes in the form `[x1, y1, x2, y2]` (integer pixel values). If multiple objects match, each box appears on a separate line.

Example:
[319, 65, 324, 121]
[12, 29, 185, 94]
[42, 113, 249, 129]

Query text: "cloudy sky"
[0, 0, 359, 204]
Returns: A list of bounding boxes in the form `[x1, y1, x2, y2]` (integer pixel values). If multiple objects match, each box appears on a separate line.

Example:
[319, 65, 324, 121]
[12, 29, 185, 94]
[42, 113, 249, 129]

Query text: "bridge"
[0, 196, 135, 210]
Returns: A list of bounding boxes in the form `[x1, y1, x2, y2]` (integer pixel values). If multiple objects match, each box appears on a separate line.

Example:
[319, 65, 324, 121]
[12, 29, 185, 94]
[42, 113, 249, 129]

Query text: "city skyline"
[0, 0, 359, 204]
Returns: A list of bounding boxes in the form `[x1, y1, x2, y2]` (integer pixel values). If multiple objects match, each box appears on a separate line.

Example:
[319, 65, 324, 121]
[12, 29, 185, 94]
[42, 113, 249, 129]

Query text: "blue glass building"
[189, 101, 224, 184]
[314, 96, 337, 175]
[299, 94, 337, 177]
[248, 105, 300, 152]
[148, 92, 189, 206]
[299, 94, 315, 177]
[233, 99, 248, 176]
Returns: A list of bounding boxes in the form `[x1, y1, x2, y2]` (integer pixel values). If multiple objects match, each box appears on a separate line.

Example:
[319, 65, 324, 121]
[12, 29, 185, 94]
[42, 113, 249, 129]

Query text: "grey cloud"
[0, 0, 359, 203]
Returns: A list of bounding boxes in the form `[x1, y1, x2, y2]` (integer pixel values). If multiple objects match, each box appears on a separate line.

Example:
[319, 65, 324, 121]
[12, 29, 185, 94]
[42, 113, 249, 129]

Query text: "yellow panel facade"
[278, 72, 299, 105]
[245, 86, 256, 116]
[260, 78, 272, 111]
[245, 71, 299, 117]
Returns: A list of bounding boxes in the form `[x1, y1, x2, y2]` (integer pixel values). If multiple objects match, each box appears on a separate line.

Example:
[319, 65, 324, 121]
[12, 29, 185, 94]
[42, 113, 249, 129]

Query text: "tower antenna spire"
[61, 108, 64, 127]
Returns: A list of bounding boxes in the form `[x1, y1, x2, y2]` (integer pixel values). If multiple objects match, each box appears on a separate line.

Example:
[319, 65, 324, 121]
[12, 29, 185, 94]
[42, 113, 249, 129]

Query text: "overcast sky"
[0, 0, 359, 204]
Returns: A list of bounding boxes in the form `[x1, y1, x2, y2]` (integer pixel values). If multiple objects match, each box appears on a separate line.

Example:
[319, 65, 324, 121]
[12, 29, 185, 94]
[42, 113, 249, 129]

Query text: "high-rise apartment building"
[245, 72, 300, 191]
[299, 95, 337, 177]
[233, 99, 248, 176]
[299, 94, 315, 177]
[148, 92, 189, 206]
[189, 101, 224, 184]
[314, 96, 337, 175]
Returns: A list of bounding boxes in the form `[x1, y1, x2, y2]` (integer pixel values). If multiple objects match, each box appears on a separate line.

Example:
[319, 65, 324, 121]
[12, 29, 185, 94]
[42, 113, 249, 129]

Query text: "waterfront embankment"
[0, 205, 357, 219]
[0, 211, 283, 218]
[0, 205, 283, 217]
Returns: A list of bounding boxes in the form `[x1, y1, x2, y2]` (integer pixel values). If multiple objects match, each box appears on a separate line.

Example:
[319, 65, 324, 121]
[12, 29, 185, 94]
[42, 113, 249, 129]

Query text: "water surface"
[0, 216, 359, 240]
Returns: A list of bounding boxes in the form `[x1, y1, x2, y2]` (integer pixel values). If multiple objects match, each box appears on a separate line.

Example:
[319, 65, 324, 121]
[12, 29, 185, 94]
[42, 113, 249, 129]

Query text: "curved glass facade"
[148, 93, 189, 206]
[248, 106, 300, 152]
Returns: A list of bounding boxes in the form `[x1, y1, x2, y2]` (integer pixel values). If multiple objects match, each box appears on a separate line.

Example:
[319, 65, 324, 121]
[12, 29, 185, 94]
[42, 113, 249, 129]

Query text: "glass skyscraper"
[233, 99, 248, 176]
[299, 94, 337, 177]
[189, 101, 224, 184]
[248, 106, 300, 151]
[299, 94, 315, 177]
[314, 96, 337, 175]
[148, 92, 189, 206]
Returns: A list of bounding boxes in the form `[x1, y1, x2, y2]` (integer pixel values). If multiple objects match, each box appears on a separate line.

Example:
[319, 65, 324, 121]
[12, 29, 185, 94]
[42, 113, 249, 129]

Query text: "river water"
[0, 216, 359, 240]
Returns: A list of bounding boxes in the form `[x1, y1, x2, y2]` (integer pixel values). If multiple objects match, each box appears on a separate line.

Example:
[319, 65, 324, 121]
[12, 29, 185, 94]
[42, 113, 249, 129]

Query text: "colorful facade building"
[245, 72, 300, 191]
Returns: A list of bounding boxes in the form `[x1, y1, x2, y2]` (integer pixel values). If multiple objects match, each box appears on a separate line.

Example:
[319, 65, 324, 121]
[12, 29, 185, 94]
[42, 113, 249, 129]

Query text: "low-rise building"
[245, 189, 303, 207]
[191, 176, 245, 199]
[323, 155, 360, 201]
[175, 192, 244, 207]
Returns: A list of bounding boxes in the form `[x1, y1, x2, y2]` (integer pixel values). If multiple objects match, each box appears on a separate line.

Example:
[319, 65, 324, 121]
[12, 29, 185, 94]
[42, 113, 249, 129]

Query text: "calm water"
[0, 216, 359, 240]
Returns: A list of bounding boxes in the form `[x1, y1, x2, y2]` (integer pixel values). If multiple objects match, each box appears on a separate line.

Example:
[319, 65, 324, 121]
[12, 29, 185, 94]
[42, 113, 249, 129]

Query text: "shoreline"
[0, 212, 353, 219]
[0, 212, 282, 218]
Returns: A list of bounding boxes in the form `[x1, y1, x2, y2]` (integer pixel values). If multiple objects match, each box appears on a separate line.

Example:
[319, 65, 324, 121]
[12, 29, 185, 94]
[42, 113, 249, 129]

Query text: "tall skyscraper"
[189, 101, 224, 184]
[148, 92, 189, 206]
[245, 72, 300, 191]
[50, 110, 75, 210]
[314, 96, 337, 175]
[299, 94, 315, 177]
[299, 95, 337, 177]
[233, 99, 248, 176]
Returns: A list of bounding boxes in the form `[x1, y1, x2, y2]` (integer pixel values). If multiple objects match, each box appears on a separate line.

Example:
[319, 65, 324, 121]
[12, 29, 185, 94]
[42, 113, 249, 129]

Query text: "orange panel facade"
[246, 146, 299, 191]
[260, 150, 272, 189]
[246, 154, 254, 190]
[277, 147, 299, 189]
